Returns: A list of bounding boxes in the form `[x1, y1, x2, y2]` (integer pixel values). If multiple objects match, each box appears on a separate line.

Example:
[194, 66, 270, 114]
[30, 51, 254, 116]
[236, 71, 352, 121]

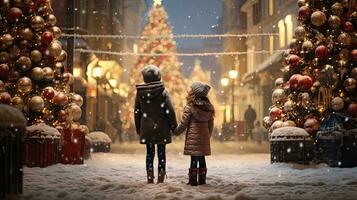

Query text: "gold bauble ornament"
[328, 15, 341, 28]
[302, 40, 313, 51]
[11, 96, 24, 110]
[53, 92, 69, 106]
[351, 68, 357, 79]
[49, 40, 62, 57]
[30, 50, 42, 62]
[0, 51, 9, 63]
[31, 67, 44, 80]
[294, 26, 306, 40]
[56, 50, 67, 62]
[331, 2, 344, 16]
[47, 14, 57, 26]
[29, 96, 45, 112]
[70, 94, 84, 107]
[337, 32, 351, 46]
[18, 28, 33, 40]
[43, 67, 54, 80]
[62, 72, 74, 85]
[344, 78, 356, 92]
[17, 77, 32, 94]
[17, 56, 32, 71]
[51, 26, 62, 39]
[331, 97, 344, 111]
[31, 16, 45, 32]
[311, 11, 326, 27]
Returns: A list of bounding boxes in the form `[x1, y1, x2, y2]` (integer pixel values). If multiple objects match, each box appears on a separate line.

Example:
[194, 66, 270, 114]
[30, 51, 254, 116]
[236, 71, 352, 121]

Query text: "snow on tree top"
[88, 131, 112, 144]
[270, 127, 311, 141]
[0, 104, 26, 129]
[26, 123, 61, 138]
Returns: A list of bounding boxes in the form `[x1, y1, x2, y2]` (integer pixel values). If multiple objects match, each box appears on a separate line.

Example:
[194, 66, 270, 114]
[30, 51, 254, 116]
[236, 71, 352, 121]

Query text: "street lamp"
[220, 78, 229, 123]
[92, 65, 102, 130]
[229, 69, 238, 123]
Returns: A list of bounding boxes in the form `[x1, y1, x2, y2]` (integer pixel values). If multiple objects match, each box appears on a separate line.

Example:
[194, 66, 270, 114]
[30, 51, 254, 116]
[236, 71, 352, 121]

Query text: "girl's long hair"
[186, 90, 215, 116]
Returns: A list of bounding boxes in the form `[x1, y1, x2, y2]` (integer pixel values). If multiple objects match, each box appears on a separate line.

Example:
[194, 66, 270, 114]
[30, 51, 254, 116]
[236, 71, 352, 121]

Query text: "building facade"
[52, 0, 146, 140]
[240, 0, 297, 123]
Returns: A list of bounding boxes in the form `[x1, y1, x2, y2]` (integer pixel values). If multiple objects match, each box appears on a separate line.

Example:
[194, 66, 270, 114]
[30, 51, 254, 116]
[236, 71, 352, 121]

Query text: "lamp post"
[228, 69, 238, 123]
[92, 65, 102, 131]
[220, 78, 229, 123]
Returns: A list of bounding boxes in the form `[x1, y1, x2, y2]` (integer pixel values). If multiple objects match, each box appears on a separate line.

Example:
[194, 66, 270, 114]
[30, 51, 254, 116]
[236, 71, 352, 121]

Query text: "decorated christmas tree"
[122, 0, 187, 130]
[0, 0, 84, 130]
[264, 0, 357, 135]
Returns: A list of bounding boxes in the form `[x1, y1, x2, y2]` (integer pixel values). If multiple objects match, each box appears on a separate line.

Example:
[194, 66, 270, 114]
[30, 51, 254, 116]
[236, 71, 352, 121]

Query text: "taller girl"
[174, 82, 215, 186]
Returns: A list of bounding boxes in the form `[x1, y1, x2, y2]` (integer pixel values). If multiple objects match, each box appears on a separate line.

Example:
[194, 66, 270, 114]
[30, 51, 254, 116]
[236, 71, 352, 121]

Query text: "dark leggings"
[190, 156, 206, 168]
[146, 144, 166, 172]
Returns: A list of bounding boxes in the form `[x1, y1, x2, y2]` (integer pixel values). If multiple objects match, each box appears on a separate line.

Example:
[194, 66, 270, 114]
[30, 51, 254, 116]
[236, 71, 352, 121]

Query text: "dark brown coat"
[174, 99, 214, 156]
[134, 82, 177, 144]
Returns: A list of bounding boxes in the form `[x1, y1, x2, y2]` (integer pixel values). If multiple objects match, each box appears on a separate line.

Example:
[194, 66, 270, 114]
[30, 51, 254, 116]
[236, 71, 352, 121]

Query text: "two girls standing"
[134, 65, 215, 186]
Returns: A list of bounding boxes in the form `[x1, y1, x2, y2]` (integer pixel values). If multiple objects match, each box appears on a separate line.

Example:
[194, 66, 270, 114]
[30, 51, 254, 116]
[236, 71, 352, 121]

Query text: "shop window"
[278, 19, 285, 47]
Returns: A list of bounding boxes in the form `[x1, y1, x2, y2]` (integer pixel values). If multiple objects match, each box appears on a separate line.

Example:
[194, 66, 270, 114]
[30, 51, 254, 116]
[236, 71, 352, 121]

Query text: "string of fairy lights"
[74, 49, 289, 57]
[62, 33, 283, 57]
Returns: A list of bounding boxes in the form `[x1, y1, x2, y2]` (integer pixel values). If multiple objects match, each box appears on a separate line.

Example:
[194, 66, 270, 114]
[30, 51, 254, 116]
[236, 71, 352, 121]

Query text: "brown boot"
[188, 168, 198, 186]
[198, 168, 207, 185]
[147, 171, 154, 184]
[157, 170, 166, 183]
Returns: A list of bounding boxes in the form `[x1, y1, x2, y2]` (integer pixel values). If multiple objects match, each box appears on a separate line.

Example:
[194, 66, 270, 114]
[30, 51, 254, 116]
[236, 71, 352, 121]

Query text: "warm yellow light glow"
[278, 19, 285, 47]
[285, 15, 293, 44]
[153, 0, 162, 6]
[108, 79, 117, 88]
[229, 70, 238, 79]
[73, 67, 82, 77]
[92, 65, 102, 79]
[269, 35, 274, 55]
[269, 0, 274, 16]
[133, 43, 138, 53]
[221, 78, 229, 87]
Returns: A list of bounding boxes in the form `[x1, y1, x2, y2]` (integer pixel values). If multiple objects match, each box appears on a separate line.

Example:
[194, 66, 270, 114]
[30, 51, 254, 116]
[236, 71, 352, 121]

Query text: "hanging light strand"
[74, 48, 289, 57]
[63, 33, 279, 40]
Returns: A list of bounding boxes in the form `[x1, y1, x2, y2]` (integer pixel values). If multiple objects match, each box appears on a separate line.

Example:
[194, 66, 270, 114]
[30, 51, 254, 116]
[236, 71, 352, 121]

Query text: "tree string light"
[62, 33, 279, 40]
[74, 48, 288, 57]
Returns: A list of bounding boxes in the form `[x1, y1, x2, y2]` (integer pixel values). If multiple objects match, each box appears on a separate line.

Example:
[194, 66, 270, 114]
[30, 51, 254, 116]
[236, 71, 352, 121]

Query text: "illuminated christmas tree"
[122, 0, 187, 130]
[264, 1, 357, 135]
[0, 0, 84, 130]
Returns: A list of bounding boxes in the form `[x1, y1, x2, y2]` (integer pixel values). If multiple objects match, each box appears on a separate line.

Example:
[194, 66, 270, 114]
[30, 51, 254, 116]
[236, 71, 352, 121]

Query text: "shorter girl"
[174, 82, 215, 186]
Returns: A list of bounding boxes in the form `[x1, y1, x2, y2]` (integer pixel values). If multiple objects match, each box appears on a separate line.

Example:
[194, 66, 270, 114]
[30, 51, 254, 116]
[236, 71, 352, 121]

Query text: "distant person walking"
[244, 105, 256, 140]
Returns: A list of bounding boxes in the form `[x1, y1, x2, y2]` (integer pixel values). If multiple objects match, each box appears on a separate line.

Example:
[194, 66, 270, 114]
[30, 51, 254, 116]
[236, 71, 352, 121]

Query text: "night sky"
[145, 0, 223, 85]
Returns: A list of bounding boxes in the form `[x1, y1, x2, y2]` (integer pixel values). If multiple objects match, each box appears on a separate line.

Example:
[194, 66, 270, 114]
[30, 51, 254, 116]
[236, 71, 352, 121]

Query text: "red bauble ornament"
[269, 107, 283, 122]
[53, 92, 68, 106]
[298, 75, 313, 91]
[41, 31, 54, 45]
[348, 103, 357, 117]
[343, 21, 353, 31]
[351, 49, 357, 62]
[43, 86, 55, 100]
[0, 92, 11, 104]
[0, 64, 10, 80]
[288, 54, 300, 66]
[298, 6, 309, 21]
[8, 7, 23, 22]
[289, 74, 302, 90]
[315, 45, 328, 59]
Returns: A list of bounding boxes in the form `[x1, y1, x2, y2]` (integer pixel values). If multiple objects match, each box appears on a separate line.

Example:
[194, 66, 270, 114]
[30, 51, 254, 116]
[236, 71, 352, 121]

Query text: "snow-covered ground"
[9, 142, 357, 200]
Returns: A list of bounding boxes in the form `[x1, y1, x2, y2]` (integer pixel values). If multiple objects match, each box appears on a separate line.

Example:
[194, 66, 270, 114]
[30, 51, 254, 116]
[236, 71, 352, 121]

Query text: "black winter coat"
[134, 81, 177, 144]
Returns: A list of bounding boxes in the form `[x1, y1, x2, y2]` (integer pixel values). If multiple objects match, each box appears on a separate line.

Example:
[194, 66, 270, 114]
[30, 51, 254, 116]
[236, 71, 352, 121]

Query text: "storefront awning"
[255, 50, 286, 73]
[242, 50, 287, 84]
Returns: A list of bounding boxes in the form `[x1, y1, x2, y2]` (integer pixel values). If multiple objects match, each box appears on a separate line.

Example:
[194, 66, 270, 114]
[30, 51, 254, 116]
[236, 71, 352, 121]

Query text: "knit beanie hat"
[190, 81, 211, 97]
[141, 65, 161, 83]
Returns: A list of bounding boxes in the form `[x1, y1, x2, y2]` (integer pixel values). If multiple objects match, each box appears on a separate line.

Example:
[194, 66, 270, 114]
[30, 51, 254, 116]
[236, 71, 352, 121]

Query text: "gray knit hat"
[190, 81, 211, 97]
[141, 65, 161, 83]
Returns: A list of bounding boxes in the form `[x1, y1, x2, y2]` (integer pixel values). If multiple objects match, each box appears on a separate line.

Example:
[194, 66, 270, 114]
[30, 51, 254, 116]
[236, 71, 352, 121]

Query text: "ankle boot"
[188, 168, 198, 186]
[198, 168, 207, 185]
[147, 171, 154, 184]
[157, 170, 166, 183]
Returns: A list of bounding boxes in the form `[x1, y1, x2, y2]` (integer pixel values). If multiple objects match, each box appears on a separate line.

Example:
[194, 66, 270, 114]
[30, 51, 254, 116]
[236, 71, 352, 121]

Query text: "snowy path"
[11, 150, 357, 200]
